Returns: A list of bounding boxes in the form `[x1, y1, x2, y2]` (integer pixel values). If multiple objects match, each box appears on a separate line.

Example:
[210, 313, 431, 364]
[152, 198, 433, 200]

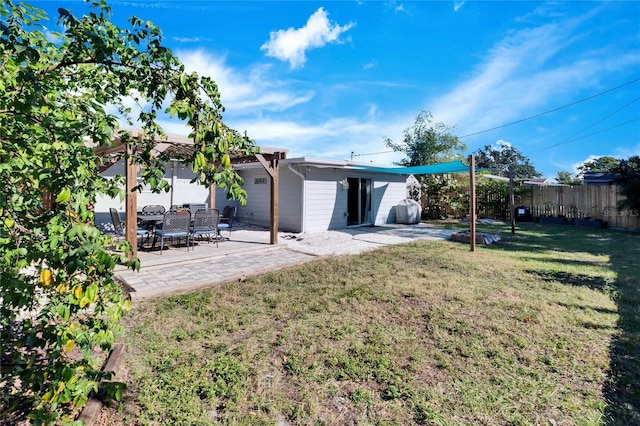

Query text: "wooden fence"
[521, 184, 639, 230]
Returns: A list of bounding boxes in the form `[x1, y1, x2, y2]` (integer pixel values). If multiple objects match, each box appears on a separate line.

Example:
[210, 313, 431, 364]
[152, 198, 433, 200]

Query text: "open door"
[347, 177, 372, 226]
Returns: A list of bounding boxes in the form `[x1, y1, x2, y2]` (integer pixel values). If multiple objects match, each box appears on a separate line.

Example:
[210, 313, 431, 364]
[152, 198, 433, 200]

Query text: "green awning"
[351, 160, 470, 175]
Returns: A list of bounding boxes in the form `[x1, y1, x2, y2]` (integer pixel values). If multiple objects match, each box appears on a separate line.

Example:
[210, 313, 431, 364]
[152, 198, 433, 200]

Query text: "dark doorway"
[347, 178, 372, 226]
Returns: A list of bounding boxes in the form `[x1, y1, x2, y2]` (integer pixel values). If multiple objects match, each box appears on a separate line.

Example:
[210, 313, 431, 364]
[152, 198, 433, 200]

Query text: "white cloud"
[260, 8, 355, 69]
[430, 9, 639, 143]
[454, 1, 466, 12]
[176, 50, 315, 113]
[363, 61, 378, 70]
[173, 36, 212, 43]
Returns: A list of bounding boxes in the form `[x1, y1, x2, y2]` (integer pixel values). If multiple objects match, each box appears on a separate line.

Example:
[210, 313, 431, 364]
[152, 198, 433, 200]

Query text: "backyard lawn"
[103, 222, 639, 425]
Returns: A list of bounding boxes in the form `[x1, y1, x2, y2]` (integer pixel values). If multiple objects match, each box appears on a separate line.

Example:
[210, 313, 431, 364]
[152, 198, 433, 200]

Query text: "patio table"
[137, 212, 164, 226]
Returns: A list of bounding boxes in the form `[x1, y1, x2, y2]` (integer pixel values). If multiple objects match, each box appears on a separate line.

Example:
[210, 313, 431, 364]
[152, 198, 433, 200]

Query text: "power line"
[528, 117, 640, 154]
[458, 77, 640, 139]
[350, 150, 394, 160]
[528, 96, 640, 154]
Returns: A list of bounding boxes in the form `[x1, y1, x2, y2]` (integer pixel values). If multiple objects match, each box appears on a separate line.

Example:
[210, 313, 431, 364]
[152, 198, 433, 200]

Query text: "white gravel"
[231, 223, 454, 257]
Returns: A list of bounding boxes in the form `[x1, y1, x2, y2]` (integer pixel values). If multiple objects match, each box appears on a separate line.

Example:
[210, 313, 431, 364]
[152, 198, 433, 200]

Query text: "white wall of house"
[235, 161, 408, 233]
[96, 157, 410, 234]
[94, 159, 209, 231]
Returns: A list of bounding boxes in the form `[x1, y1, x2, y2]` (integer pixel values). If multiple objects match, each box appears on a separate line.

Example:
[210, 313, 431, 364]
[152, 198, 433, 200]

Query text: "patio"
[114, 222, 454, 300]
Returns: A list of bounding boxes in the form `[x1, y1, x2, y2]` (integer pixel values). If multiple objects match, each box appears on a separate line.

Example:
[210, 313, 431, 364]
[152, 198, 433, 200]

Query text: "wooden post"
[469, 155, 476, 252]
[270, 155, 279, 245]
[509, 165, 515, 234]
[256, 153, 280, 245]
[125, 142, 138, 258]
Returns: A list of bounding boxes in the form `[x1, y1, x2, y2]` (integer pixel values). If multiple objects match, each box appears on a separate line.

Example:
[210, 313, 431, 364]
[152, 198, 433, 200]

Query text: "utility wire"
[528, 117, 640, 153]
[458, 77, 640, 139]
[528, 97, 640, 154]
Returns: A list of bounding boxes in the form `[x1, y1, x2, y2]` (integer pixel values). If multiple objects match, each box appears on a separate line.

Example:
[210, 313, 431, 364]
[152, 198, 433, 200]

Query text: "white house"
[231, 157, 412, 233]
[94, 151, 414, 233]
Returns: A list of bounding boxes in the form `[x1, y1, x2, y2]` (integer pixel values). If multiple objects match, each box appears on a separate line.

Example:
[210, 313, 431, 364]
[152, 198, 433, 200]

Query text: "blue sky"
[34, 1, 640, 179]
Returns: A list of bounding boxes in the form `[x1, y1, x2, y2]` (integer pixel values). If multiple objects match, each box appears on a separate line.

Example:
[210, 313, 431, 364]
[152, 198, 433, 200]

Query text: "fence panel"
[524, 185, 639, 230]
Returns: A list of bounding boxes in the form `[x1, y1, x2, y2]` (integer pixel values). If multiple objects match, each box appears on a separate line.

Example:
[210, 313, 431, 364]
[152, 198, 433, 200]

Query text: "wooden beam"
[270, 155, 279, 245]
[256, 153, 280, 245]
[469, 155, 476, 252]
[125, 143, 138, 258]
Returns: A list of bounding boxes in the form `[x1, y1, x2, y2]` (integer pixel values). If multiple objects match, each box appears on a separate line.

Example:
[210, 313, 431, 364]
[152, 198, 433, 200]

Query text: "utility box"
[396, 199, 422, 224]
[515, 206, 532, 222]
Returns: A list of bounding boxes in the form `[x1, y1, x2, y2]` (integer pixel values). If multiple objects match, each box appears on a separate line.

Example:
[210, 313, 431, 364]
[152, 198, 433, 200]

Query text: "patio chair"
[217, 205, 236, 241]
[142, 204, 165, 214]
[190, 209, 220, 248]
[152, 210, 191, 254]
[109, 208, 150, 247]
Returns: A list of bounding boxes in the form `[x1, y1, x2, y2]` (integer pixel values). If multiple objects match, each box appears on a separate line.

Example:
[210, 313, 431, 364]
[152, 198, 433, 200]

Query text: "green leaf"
[56, 187, 71, 203]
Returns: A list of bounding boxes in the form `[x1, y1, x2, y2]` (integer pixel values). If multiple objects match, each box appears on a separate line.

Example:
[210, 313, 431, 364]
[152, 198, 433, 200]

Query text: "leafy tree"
[385, 110, 466, 166]
[577, 156, 621, 175]
[384, 111, 467, 219]
[613, 156, 640, 212]
[0, 1, 255, 423]
[554, 170, 582, 186]
[473, 143, 541, 179]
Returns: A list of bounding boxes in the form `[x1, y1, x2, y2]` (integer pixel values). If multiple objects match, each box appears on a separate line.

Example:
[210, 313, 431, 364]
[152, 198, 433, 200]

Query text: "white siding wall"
[219, 164, 408, 233]
[94, 160, 209, 231]
[302, 168, 408, 232]
[303, 168, 347, 232]
[372, 175, 407, 225]
[234, 167, 303, 232]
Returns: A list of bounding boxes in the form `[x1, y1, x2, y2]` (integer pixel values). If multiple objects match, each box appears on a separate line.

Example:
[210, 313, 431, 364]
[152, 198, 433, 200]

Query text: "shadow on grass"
[476, 222, 640, 424]
[526, 269, 612, 293]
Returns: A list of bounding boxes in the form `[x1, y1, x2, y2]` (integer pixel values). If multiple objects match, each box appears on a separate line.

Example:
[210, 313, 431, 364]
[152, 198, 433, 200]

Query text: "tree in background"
[613, 156, 640, 212]
[385, 111, 467, 219]
[473, 143, 541, 179]
[384, 110, 466, 166]
[577, 156, 621, 175]
[0, 1, 255, 423]
[555, 170, 583, 186]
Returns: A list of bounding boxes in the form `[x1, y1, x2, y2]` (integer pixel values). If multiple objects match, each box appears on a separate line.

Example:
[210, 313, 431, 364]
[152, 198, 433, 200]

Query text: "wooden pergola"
[95, 132, 286, 258]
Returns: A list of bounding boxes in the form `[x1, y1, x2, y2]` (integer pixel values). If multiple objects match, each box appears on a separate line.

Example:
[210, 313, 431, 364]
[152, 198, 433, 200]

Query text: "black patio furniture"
[190, 208, 220, 248]
[109, 208, 150, 247]
[152, 210, 191, 254]
[142, 204, 165, 215]
[217, 205, 236, 241]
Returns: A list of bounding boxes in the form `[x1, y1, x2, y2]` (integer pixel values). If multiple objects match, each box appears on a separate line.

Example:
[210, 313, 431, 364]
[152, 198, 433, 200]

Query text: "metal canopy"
[350, 160, 470, 175]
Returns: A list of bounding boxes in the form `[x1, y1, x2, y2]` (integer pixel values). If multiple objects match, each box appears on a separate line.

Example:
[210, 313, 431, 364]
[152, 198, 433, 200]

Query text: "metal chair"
[142, 204, 165, 214]
[190, 209, 220, 248]
[152, 210, 191, 254]
[109, 208, 150, 247]
[217, 205, 236, 241]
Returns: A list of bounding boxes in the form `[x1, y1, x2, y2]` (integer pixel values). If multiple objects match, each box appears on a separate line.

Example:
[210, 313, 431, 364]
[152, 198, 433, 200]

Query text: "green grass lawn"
[106, 222, 640, 425]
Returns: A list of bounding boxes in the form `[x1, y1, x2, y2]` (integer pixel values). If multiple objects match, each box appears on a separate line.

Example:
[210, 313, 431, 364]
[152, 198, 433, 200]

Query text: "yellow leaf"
[40, 269, 53, 286]
[56, 283, 67, 293]
[63, 339, 75, 353]
[55, 381, 65, 395]
[79, 296, 91, 308]
[73, 286, 83, 299]
[42, 391, 52, 402]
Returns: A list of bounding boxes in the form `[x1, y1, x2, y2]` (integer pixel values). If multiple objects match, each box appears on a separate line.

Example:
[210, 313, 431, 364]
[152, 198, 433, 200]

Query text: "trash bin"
[515, 206, 532, 222]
